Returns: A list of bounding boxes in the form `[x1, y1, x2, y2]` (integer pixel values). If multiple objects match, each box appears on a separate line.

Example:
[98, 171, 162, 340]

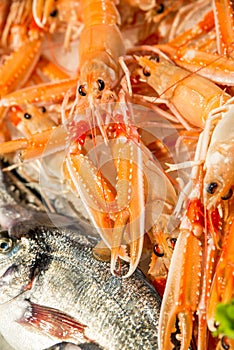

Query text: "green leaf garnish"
[213, 300, 234, 339]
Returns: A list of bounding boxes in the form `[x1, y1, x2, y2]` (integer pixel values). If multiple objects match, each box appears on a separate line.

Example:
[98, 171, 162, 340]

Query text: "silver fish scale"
[8, 225, 161, 350]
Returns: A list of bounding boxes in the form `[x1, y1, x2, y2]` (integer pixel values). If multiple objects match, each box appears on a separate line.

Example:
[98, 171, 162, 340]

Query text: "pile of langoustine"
[0, 0, 234, 349]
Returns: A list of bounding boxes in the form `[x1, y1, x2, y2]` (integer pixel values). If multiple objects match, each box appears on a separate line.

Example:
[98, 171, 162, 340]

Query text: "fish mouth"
[0, 264, 25, 306]
[0, 264, 18, 287]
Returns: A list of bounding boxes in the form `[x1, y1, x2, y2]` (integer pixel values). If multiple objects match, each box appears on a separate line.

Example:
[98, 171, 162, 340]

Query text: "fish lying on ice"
[0, 162, 162, 350]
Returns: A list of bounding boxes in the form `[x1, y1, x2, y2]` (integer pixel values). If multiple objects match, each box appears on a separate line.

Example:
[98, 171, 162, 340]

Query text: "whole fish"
[0, 161, 162, 350]
[0, 218, 161, 350]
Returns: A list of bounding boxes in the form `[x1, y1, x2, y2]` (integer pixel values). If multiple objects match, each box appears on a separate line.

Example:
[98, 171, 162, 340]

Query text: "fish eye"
[221, 188, 233, 200]
[153, 243, 164, 257]
[41, 106, 46, 113]
[206, 182, 218, 194]
[97, 79, 105, 91]
[143, 67, 151, 77]
[0, 231, 14, 254]
[24, 113, 32, 119]
[78, 85, 87, 97]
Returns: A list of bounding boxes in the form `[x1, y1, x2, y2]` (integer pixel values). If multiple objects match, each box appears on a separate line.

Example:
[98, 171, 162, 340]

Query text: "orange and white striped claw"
[110, 126, 145, 278]
[212, 0, 234, 55]
[0, 125, 66, 161]
[0, 79, 77, 108]
[207, 215, 234, 333]
[0, 37, 43, 125]
[0, 38, 42, 97]
[66, 144, 117, 240]
[158, 198, 204, 350]
[66, 120, 145, 278]
[0, 36, 43, 124]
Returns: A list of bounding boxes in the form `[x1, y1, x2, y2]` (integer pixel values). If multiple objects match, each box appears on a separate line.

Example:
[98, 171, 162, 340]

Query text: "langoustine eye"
[49, 9, 58, 17]
[153, 243, 164, 257]
[166, 237, 177, 250]
[206, 182, 218, 194]
[78, 85, 87, 97]
[156, 3, 164, 14]
[149, 55, 160, 62]
[97, 79, 105, 91]
[143, 67, 151, 77]
[24, 113, 32, 120]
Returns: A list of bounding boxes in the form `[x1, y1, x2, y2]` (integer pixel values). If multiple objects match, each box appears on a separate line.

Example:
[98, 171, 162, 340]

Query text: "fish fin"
[43, 342, 81, 350]
[18, 301, 89, 343]
[44, 342, 102, 350]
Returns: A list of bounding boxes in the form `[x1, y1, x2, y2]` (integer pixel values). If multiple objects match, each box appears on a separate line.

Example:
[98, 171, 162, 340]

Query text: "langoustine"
[0, 1, 234, 350]
[132, 3, 234, 347]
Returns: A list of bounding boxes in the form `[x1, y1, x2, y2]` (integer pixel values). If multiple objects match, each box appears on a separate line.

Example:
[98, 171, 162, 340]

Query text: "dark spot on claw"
[170, 316, 195, 350]
[153, 243, 164, 257]
[24, 113, 32, 119]
[97, 79, 105, 91]
[50, 9, 58, 17]
[206, 182, 218, 194]
[221, 188, 233, 200]
[149, 54, 160, 62]
[221, 336, 230, 350]
[170, 316, 181, 349]
[143, 67, 151, 77]
[78, 85, 87, 97]
[157, 3, 165, 14]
